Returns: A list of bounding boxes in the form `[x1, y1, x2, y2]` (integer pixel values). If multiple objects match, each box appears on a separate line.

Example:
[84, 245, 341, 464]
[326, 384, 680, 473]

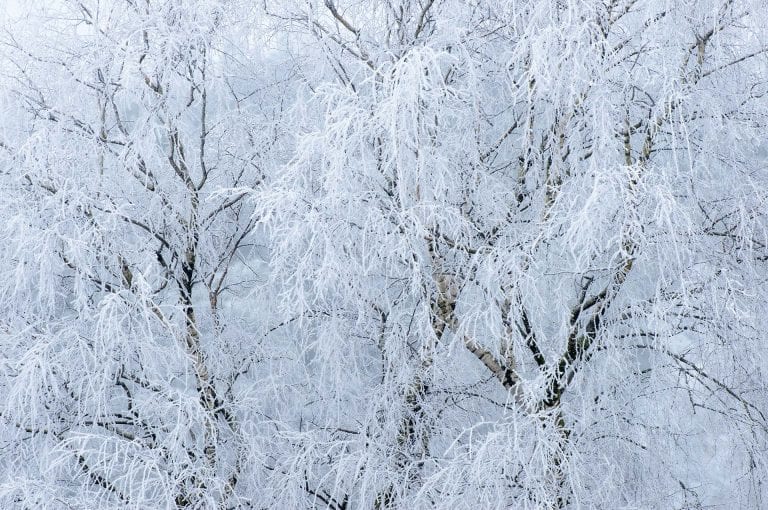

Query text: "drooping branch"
[632, 343, 768, 431]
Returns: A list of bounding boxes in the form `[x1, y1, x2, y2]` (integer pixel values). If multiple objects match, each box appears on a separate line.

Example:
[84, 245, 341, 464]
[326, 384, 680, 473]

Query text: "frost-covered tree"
[255, 0, 768, 508]
[1, 0, 768, 509]
[0, 1, 291, 507]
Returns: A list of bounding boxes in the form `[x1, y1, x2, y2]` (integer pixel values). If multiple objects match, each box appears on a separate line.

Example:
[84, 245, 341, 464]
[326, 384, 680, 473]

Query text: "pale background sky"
[1, 0, 23, 20]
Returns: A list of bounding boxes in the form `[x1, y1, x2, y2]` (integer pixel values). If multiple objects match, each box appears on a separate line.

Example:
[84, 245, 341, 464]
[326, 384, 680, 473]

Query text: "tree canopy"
[1, 1, 767, 508]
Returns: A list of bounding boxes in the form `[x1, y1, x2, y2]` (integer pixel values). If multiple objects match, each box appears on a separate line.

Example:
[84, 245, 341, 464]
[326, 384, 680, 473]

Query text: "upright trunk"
[176, 190, 218, 505]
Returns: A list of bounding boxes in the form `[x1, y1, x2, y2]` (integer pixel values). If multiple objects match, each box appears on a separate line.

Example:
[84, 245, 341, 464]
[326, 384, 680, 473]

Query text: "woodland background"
[1, 1, 768, 508]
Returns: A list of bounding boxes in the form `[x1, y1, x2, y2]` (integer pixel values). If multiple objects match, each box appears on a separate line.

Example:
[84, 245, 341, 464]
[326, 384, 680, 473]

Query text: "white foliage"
[1, 0, 768, 509]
